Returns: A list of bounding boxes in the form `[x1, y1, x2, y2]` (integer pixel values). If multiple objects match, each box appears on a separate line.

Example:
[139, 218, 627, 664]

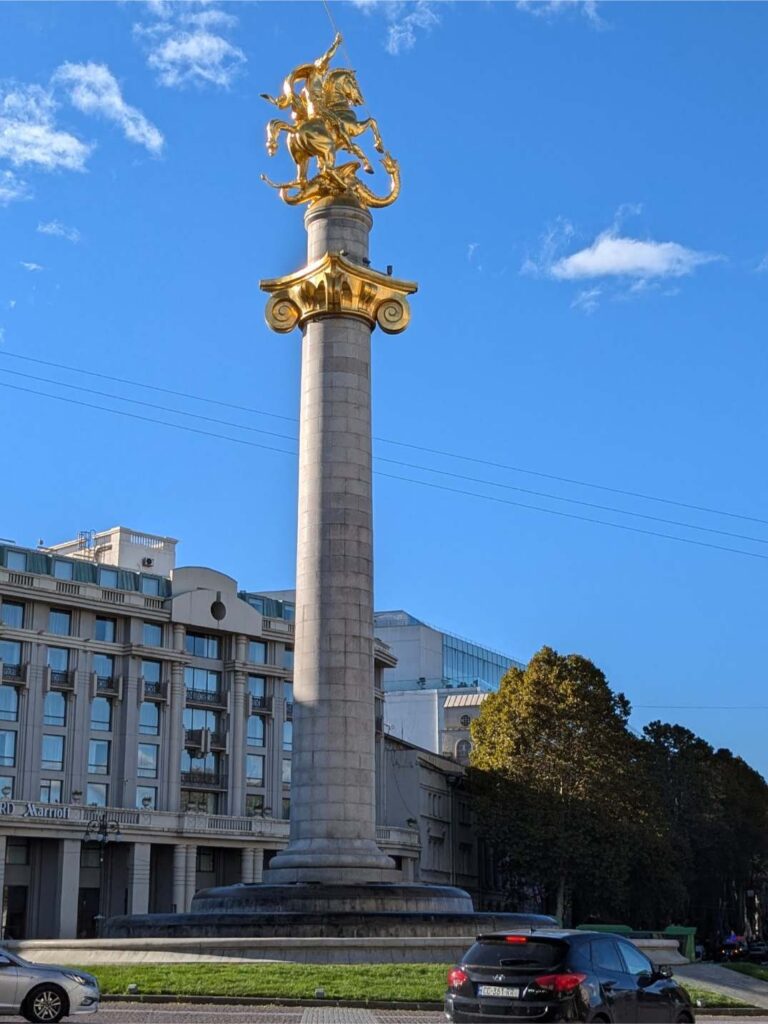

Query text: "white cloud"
[521, 216, 575, 277]
[136, 4, 246, 89]
[551, 231, 720, 280]
[0, 169, 31, 205]
[37, 219, 81, 243]
[351, 0, 439, 55]
[755, 254, 768, 273]
[7, 300, 16, 310]
[0, 84, 91, 171]
[517, 0, 604, 27]
[571, 287, 601, 314]
[53, 63, 164, 155]
[20, 261, 43, 272]
[467, 242, 479, 261]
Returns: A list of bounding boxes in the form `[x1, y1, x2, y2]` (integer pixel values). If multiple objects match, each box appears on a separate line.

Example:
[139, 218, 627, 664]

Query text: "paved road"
[0, 1006, 761, 1024]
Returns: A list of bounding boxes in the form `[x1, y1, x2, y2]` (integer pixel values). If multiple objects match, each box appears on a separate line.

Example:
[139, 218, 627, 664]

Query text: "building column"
[167, 624, 186, 812]
[185, 843, 197, 911]
[229, 656, 247, 816]
[57, 839, 80, 939]
[172, 843, 186, 914]
[240, 847, 255, 884]
[252, 846, 264, 883]
[127, 843, 151, 916]
[0, 835, 6, 928]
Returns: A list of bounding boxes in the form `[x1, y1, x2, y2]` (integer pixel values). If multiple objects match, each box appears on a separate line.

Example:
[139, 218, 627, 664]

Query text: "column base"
[264, 838, 398, 884]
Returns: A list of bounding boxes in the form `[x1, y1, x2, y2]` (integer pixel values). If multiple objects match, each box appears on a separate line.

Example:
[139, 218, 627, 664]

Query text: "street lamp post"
[83, 811, 120, 936]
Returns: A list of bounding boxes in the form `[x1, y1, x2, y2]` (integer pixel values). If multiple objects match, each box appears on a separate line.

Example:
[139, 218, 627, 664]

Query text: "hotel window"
[142, 622, 162, 646]
[245, 793, 265, 817]
[141, 659, 161, 684]
[281, 797, 290, 820]
[0, 732, 16, 767]
[93, 653, 114, 681]
[40, 779, 62, 804]
[281, 758, 292, 784]
[137, 743, 158, 779]
[246, 754, 264, 784]
[248, 675, 265, 699]
[95, 617, 116, 643]
[136, 786, 157, 810]
[196, 848, 214, 872]
[283, 681, 294, 703]
[185, 633, 220, 659]
[48, 609, 71, 636]
[282, 646, 294, 670]
[0, 602, 23, 628]
[52, 559, 73, 581]
[181, 751, 219, 776]
[90, 697, 112, 732]
[184, 667, 221, 696]
[0, 687, 18, 723]
[43, 691, 66, 727]
[87, 783, 108, 807]
[139, 702, 160, 736]
[6, 551, 26, 571]
[0, 777, 14, 798]
[99, 568, 119, 589]
[41, 734, 63, 771]
[183, 708, 219, 732]
[141, 576, 161, 597]
[248, 640, 267, 664]
[180, 790, 217, 814]
[247, 715, 265, 746]
[7, 838, 29, 864]
[0, 641, 21, 669]
[88, 739, 110, 775]
[282, 721, 292, 751]
[47, 646, 70, 673]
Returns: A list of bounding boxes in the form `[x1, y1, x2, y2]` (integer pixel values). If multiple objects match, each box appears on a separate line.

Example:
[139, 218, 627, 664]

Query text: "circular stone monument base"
[190, 882, 474, 916]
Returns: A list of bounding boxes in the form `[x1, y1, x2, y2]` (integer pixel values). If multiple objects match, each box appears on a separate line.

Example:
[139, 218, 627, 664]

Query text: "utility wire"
[1, 349, 765, 529]
[3, 377, 768, 564]
[2, 364, 767, 549]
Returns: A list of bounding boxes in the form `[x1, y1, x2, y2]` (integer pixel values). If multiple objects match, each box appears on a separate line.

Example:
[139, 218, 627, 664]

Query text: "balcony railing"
[96, 675, 118, 694]
[249, 694, 273, 714]
[186, 688, 224, 706]
[210, 731, 225, 749]
[285, 701, 294, 720]
[49, 669, 73, 690]
[184, 729, 204, 750]
[1, 663, 25, 684]
[180, 770, 222, 788]
[142, 679, 165, 699]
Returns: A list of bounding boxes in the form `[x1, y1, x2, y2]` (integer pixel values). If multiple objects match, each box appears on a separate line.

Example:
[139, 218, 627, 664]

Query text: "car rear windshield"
[464, 940, 567, 968]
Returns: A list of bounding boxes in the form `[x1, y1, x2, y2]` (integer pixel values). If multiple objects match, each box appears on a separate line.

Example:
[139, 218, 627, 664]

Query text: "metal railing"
[1, 663, 24, 683]
[185, 688, 224, 706]
[249, 694, 273, 714]
[96, 676, 117, 693]
[49, 669, 73, 689]
[180, 770, 223, 788]
[142, 679, 165, 698]
[285, 701, 294, 719]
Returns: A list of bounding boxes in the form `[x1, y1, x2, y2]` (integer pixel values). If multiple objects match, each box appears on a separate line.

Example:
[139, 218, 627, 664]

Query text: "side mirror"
[656, 964, 673, 979]
[637, 971, 654, 987]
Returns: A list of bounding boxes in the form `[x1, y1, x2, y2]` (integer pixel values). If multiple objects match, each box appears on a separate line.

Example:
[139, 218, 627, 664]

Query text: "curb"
[103, 994, 766, 1014]
[104, 994, 445, 1010]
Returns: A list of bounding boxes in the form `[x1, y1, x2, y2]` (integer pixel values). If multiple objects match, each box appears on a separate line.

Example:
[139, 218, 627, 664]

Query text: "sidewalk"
[676, 963, 768, 1010]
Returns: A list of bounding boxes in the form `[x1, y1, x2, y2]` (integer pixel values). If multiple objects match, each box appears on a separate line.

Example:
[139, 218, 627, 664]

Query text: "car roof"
[475, 929, 587, 942]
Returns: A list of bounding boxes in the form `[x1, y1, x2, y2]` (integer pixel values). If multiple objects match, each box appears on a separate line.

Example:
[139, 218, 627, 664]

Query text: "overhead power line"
[1, 349, 766, 529]
[2, 377, 767, 564]
[2, 364, 767, 549]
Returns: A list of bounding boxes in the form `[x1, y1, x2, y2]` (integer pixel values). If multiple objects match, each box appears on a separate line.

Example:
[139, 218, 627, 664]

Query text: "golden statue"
[261, 33, 400, 208]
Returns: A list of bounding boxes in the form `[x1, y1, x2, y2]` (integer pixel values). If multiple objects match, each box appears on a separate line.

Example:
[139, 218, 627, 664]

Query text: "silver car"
[0, 949, 99, 1022]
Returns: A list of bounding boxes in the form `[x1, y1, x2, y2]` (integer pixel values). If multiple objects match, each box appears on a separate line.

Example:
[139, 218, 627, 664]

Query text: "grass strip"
[74, 963, 449, 1001]
[75, 964, 752, 1009]
[727, 963, 768, 984]
[682, 984, 750, 1008]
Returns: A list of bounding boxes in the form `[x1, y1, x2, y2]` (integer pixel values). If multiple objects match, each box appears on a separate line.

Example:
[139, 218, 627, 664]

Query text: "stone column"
[0, 835, 7, 927]
[229, 640, 247, 816]
[57, 839, 81, 939]
[252, 846, 264, 883]
[172, 843, 186, 913]
[265, 199, 396, 883]
[128, 842, 152, 915]
[167, 624, 186, 812]
[185, 843, 197, 910]
[241, 847, 255, 884]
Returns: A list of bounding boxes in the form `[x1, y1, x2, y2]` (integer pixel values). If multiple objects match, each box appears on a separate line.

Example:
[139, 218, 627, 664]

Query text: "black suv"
[445, 929, 695, 1022]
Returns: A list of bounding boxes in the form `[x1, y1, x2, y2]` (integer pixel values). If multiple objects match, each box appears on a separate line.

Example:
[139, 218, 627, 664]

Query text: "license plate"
[478, 985, 520, 998]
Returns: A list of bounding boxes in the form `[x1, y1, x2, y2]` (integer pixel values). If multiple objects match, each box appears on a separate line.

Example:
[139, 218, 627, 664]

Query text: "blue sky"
[2, 1, 768, 772]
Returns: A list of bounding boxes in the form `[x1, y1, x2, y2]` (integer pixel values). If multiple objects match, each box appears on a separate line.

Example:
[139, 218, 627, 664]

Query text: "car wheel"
[22, 984, 68, 1023]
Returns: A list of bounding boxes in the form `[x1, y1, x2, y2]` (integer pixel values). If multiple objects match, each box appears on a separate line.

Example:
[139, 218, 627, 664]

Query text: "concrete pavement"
[676, 964, 768, 1010]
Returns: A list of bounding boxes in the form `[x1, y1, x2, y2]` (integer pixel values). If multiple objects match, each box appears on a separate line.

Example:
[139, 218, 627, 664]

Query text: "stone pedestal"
[264, 199, 396, 884]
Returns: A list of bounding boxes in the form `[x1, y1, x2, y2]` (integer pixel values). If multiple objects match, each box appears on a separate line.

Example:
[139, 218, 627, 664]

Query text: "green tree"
[469, 646, 642, 923]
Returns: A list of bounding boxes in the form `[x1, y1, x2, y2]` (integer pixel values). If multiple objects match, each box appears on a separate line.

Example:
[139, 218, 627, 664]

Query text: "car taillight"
[534, 972, 587, 995]
[505, 935, 528, 943]
[448, 968, 469, 989]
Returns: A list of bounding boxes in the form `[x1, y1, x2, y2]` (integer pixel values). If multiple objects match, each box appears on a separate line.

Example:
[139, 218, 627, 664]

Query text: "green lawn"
[681, 984, 749, 1008]
[77, 963, 448, 1001]
[727, 962, 768, 984]
[72, 963, 750, 1009]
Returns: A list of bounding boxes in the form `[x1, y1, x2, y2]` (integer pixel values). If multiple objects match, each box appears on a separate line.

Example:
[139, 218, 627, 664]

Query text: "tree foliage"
[469, 646, 768, 939]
